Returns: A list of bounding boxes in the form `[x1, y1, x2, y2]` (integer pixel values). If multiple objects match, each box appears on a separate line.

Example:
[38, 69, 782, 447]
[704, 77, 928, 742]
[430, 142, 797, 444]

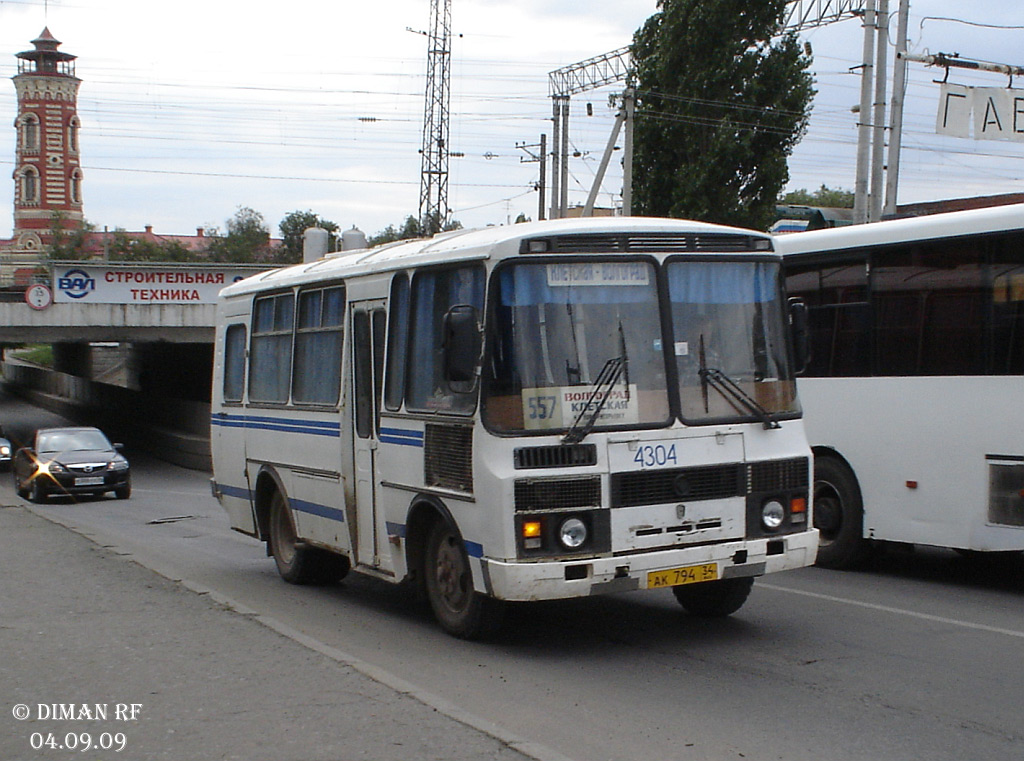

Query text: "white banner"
[936, 83, 1024, 142]
[53, 264, 260, 304]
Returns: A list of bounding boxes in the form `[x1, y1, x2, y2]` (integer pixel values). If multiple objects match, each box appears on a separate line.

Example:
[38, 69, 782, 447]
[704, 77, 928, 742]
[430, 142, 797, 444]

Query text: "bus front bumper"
[479, 529, 819, 602]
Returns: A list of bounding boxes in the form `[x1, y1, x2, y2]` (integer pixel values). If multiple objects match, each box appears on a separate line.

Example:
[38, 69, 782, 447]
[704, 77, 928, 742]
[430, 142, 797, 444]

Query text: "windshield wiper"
[563, 355, 627, 444]
[698, 367, 781, 430]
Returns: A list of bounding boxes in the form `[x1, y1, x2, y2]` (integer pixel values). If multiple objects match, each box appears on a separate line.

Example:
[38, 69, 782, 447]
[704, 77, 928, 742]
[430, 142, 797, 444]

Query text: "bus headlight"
[559, 517, 588, 549]
[761, 500, 785, 531]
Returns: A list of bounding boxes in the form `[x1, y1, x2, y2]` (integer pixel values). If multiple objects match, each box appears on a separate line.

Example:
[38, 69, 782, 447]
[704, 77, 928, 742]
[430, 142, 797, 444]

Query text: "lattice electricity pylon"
[782, 0, 863, 32]
[418, 0, 452, 236]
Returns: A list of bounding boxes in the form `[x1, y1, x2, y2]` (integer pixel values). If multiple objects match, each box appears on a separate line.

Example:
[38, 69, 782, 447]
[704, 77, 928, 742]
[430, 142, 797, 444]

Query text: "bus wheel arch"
[257, 467, 349, 585]
[813, 449, 870, 569]
[406, 496, 504, 639]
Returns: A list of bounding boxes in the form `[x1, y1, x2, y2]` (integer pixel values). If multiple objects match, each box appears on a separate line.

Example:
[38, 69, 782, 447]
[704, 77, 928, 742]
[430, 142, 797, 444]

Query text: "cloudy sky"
[1, 0, 1023, 240]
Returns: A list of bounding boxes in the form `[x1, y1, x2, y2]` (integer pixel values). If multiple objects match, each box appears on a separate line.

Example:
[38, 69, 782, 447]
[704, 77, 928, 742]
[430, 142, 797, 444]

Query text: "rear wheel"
[813, 456, 869, 569]
[672, 577, 754, 617]
[268, 490, 349, 584]
[424, 520, 503, 639]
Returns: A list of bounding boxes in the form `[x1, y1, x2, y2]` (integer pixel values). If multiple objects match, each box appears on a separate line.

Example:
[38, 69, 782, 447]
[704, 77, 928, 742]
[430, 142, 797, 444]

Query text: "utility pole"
[883, 0, 910, 217]
[516, 135, 547, 220]
[853, 0, 876, 224]
[417, 0, 452, 235]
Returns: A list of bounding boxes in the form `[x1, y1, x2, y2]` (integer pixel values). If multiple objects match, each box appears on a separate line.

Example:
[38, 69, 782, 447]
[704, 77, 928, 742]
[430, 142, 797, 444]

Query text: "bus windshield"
[666, 259, 798, 424]
[483, 257, 800, 435]
[484, 260, 670, 434]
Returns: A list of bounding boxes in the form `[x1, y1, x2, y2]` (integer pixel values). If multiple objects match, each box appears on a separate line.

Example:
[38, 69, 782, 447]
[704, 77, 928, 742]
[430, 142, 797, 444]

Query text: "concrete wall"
[2, 361, 211, 472]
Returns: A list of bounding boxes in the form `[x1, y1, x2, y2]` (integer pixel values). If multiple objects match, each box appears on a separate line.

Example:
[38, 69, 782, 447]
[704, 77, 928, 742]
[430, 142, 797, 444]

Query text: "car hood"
[40, 449, 119, 465]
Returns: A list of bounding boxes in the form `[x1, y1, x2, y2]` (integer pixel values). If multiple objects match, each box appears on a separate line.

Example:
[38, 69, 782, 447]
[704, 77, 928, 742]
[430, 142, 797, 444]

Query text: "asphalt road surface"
[2, 391, 1023, 761]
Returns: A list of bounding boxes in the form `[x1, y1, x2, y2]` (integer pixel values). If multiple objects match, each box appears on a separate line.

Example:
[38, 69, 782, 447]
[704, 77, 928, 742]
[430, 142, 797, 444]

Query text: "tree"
[47, 212, 95, 259]
[631, 0, 815, 230]
[366, 215, 462, 248]
[205, 206, 272, 263]
[279, 210, 339, 262]
[105, 230, 197, 262]
[781, 184, 854, 208]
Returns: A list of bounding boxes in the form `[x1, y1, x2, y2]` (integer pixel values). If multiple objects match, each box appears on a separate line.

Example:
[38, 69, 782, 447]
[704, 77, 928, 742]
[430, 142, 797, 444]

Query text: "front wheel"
[813, 456, 868, 569]
[424, 520, 504, 639]
[672, 577, 754, 617]
[115, 479, 131, 500]
[268, 490, 349, 585]
[29, 478, 47, 504]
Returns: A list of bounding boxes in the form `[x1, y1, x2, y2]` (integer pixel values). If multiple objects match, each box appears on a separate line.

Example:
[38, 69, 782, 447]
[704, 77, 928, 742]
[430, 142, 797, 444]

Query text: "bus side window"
[249, 292, 295, 403]
[384, 274, 410, 411]
[407, 265, 484, 414]
[223, 323, 246, 403]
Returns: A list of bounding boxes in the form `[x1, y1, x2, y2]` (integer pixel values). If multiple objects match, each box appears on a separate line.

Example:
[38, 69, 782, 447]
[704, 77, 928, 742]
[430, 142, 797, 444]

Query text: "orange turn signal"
[790, 497, 807, 514]
[523, 521, 542, 539]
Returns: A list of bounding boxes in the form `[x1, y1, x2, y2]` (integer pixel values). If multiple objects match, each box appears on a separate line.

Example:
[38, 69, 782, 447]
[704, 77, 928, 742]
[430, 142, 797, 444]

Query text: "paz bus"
[210, 217, 818, 638]
[777, 204, 1024, 568]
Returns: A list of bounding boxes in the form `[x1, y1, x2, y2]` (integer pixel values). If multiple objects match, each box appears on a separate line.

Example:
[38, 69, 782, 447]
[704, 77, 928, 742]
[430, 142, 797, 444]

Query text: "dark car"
[13, 426, 131, 503]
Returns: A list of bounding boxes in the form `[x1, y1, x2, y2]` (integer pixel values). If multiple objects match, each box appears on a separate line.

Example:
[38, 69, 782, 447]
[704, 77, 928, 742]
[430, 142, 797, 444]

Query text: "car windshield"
[483, 260, 670, 434]
[38, 430, 112, 453]
[666, 259, 799, 424]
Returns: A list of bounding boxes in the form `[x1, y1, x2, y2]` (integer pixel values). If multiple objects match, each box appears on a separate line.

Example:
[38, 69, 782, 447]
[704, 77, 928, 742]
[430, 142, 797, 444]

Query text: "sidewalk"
[0, 505, 532, 761]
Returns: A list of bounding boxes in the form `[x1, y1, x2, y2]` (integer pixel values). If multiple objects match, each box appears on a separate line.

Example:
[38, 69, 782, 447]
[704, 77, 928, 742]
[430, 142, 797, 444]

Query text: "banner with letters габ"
[936, 83, 1024, 142]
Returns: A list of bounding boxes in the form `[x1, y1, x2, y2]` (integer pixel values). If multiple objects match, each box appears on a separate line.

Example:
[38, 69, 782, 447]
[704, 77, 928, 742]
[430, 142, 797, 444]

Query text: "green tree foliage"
[279, 210, 340, 262]
[366, 215, 462, 247]
[205, 206, 274, 263]
[781, 184, 854, 208]
[47, 212, 95, 259]
[104, 230, 197, 262]
[631, 0, 815, 230]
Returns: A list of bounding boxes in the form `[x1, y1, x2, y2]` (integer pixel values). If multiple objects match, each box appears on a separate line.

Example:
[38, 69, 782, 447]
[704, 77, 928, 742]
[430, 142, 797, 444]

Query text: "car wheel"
[423, 519, 504, 639]
[672, 577, 754, 617]
[115, 480, 131, 500]
[29, 479, 47, 504]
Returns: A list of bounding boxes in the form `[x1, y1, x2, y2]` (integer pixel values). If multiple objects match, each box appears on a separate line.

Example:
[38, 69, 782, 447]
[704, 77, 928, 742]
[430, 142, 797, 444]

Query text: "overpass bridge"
[0, 260, 268, 470]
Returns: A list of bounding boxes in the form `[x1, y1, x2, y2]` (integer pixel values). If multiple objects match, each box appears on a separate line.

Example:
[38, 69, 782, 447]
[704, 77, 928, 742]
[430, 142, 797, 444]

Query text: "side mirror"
[443, 304, 481, 389]
[788, 298, 810, 375]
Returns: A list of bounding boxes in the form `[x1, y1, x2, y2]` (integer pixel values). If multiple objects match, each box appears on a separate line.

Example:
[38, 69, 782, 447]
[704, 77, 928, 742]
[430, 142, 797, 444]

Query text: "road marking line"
[760, 582, 1024, 639]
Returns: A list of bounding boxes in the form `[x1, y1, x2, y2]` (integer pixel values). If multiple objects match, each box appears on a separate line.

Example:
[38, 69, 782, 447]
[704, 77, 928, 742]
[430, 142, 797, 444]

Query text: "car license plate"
[647, 562, 718, 589]
[75, 476, 105, 486]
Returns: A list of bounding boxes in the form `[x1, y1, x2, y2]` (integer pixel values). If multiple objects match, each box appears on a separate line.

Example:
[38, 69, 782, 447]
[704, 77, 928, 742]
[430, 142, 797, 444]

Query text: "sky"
[1, 0, 1024, 240]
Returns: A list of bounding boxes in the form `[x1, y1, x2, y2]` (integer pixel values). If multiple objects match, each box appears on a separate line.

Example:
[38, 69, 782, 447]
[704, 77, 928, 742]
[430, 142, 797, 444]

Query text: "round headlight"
[761, 499, 785, 531]
[559, 517, 588, 549]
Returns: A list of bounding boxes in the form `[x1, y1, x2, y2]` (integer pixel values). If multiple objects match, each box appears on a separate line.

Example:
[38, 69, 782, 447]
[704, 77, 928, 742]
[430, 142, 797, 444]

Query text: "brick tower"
[11, 28, 83, 252]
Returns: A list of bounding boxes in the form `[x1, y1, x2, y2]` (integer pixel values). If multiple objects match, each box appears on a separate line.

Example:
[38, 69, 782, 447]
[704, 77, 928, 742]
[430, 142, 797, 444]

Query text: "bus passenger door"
[351, 301, 390, 571]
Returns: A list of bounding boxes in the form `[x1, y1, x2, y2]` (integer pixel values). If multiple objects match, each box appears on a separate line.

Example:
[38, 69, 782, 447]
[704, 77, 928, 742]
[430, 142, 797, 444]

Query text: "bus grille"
[749, 457, 809, 492]
[610, 457, 809, 508]
[514, 443, 597, 469]
[514, 476, 601, 512]
[424, 424, 473, 493]
[611, 464, 745, 507]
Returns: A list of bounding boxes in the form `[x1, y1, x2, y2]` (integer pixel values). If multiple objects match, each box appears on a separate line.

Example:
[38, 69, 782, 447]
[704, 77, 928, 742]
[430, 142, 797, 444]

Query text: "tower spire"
[418, 0, 452, 236]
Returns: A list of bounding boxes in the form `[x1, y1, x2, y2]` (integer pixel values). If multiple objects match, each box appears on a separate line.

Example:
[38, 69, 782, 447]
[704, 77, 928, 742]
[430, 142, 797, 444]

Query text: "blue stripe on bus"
[211, 413, 340, 438]
[289, 498, 346, 523]
[379, 427, 425, 447]
[464, 540, 483, 558]
[218, 483, 251, 500]
[385, 521, 407, 538]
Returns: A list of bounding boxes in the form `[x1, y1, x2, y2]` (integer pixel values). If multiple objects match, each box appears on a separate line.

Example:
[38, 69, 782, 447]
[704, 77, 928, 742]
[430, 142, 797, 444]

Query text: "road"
[3, 391, 1024, 761]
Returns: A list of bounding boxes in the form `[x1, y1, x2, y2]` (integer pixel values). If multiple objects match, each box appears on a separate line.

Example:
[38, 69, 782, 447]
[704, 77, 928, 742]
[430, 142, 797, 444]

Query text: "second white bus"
[211, 217, 818, 637]
[778, 204, 1024, 567]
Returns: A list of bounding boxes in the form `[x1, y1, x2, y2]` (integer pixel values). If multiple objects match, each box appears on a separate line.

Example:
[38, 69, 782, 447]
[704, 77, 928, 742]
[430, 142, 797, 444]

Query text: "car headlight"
[761, 499, 785, 531]
[45, 461, 68, 474]
[0, 445, 9, 457]
[107, 458, 129, 471]
[558, 517, 588, 549]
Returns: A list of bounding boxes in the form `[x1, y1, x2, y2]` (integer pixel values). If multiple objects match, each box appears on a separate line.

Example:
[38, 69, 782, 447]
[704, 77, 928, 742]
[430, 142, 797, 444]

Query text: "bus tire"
[268, 490, 349, 585]
[672, 576, 753, 617]
[813, 456, 868, 569]
[424, 520, 504, 639]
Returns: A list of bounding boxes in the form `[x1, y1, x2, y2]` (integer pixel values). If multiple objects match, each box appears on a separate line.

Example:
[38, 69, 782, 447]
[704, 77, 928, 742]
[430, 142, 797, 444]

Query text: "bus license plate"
[647, 562, 718, 589]
[75, 476, 105, 486]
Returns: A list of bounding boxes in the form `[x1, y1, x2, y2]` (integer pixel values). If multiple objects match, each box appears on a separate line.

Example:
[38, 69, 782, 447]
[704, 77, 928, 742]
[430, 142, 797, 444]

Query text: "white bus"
[210, 217, 818, 637]
[777, 204, 1024, 568]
